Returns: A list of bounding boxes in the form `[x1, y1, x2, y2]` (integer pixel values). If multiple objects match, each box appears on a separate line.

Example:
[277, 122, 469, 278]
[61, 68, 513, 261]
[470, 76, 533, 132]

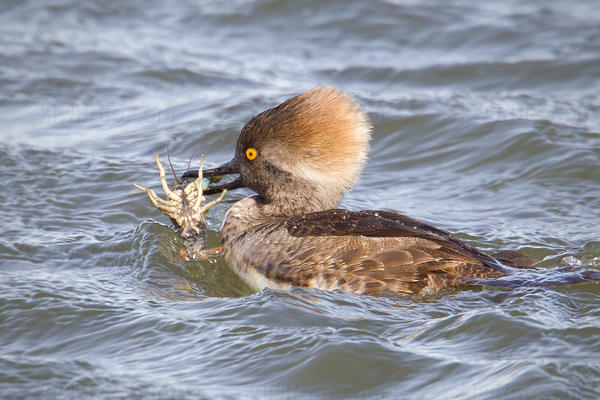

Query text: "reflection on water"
[1, 0, 599, 399]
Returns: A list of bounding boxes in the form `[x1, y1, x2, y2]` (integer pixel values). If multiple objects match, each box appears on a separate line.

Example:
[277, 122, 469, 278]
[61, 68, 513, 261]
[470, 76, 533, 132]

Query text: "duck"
[181, 87, 534, 296]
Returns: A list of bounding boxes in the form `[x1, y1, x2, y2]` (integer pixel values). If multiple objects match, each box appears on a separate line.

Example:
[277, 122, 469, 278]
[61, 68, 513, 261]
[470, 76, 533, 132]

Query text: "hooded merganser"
[181, 87, 534, 296]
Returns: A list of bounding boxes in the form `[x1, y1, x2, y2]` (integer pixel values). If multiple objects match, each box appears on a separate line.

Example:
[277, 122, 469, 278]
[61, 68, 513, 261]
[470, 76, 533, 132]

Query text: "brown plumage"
[219, 204, 508, 296]
[183, 87, 542, 296]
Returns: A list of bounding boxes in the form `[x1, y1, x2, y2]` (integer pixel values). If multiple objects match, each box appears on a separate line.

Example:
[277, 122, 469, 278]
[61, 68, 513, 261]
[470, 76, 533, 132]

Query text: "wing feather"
[281, 209, 507, 295]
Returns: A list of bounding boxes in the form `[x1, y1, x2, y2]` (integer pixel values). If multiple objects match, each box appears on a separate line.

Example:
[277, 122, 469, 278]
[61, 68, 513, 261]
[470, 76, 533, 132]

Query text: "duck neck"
[221, 180, 346, 237]
[261, 181, 346, 217]
[224, 189, 339, 228]
[253, 196, 327, 219]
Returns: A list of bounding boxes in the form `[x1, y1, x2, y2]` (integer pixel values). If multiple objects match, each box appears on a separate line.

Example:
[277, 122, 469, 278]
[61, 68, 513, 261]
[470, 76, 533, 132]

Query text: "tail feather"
[492, 250, 535, 269]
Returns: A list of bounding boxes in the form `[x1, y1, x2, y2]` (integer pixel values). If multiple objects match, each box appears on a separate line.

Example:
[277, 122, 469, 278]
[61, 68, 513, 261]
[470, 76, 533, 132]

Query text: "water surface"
[1, 1, 599, 399]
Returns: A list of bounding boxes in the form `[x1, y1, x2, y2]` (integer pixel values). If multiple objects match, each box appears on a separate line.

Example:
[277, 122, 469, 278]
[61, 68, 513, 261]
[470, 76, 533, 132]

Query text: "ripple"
[2, 0, 600, 398]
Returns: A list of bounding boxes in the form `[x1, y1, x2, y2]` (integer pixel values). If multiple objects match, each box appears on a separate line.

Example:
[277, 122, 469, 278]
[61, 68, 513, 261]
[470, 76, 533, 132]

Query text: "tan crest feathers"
[262, 87, 371, 189]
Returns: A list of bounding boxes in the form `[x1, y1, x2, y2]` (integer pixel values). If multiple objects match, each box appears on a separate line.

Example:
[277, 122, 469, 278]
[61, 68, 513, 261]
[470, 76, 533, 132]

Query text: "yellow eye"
[245, 147, 257, 160]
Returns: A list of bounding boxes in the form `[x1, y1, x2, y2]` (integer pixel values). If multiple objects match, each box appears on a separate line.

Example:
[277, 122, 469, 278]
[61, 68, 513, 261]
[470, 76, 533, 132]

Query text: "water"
[1, 0, 599, 399]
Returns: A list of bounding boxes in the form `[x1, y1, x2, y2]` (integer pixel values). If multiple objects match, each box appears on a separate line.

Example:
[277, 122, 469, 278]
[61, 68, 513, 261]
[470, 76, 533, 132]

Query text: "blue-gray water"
[1, 1, 599, 399]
